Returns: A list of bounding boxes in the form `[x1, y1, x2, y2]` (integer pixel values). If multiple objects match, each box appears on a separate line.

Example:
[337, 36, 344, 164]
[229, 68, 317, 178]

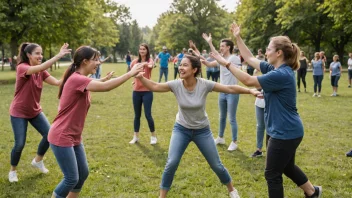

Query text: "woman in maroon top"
[8, 43, 71, 183]
[48, 46, 143, 198]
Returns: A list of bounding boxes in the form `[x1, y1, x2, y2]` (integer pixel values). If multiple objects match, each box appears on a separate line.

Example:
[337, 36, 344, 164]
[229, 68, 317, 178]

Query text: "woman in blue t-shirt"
[329, 55, 342, 96]
[311, 52, 325, 97]
[204, 23, 322, 198]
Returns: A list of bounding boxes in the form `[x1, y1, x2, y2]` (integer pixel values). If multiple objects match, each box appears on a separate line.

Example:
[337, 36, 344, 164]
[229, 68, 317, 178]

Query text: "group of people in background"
[9, 20, 352, 197]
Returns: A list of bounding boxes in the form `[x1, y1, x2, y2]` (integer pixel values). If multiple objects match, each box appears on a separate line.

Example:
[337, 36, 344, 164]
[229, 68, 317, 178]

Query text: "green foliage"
[0, 64, 352, 197]
[152, 0, 233, 53]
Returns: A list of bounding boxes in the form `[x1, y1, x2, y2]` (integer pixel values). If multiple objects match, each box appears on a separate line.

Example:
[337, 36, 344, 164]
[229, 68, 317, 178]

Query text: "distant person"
[8, 43, 71, 183]
[329, 55, 342, 96]
[297, 51, 308, 92]
[156, 46, 171, 82]
[319, 51, 327, 68]
[48, 46, 143, 198]
[312, 52, 325, 97]
[136, 54, 261, 198]
[256, 49, 266, 61]
[348, 53, 352, 88]
[126, 51, 132, 72]
[129, 44, 157, 144]
[346, 149, 352, 157]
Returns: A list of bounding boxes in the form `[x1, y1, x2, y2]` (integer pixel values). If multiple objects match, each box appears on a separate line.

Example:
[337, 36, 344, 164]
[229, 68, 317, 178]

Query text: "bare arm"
[86, 64, 143, 92]
[135, 73, 171, 92]
[210, 52, 261, 88]
[231, 23, 261, 71]
[100, 56, 111, 63]
[212, 83, 261, 96]
[201, 59, 218, 67]
[94, 71, 115, 82]
[26, 43, 71, 75]
[44, 76, 62, 86]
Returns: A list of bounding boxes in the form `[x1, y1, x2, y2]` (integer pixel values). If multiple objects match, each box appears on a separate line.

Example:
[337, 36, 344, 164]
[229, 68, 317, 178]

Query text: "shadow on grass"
[135, 143, 168, 168]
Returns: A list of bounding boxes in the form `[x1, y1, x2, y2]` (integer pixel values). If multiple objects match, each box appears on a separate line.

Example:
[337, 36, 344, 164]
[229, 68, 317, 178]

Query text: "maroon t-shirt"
[9, 63, 50, 118]
[48, 72, 92, 147]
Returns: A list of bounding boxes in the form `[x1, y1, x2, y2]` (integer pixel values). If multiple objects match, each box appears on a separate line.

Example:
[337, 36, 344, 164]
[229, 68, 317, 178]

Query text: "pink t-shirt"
[9, 63, 50, 118]
[131, 59, 153, 91]
[48, 72, 92, 147]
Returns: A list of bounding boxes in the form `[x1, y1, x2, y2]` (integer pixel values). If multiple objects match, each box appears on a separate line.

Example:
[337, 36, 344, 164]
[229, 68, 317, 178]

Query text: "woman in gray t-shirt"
[135, 55, 260, 198]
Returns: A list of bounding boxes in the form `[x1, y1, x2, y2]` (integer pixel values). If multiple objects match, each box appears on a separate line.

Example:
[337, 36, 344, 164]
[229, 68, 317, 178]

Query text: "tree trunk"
[1, 44, 4, 71]
[10, 38, 18, 70]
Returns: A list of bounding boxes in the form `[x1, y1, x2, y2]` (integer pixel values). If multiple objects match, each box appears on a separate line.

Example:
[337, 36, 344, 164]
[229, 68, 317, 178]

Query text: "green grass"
[0, 63, 351, 197]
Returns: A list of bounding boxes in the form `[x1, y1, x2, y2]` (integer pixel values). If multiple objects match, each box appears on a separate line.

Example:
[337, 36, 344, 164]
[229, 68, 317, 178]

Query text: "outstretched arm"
[213, 83, 262, 96]
[210, 52, 261, 88]
[231, 23, 261, 71]
[100, 56, 111, 63]
[44, 76, 62, 86]
[135, 72, 171, 92]
[86, 63, 144, 92]
[26, 43, 71, 75]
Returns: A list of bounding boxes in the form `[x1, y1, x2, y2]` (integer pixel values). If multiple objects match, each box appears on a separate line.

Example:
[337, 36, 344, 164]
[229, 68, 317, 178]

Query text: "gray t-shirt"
[167, 78, 216, 129]
[220, 55, 241, 85]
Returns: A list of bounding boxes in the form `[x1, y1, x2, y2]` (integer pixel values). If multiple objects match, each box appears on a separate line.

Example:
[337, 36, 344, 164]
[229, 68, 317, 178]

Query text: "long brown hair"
[58, 46, 99, 99]
[17, 42, 40, 66]
[137, 43, 150, 63]
[270, 36, 300, 70]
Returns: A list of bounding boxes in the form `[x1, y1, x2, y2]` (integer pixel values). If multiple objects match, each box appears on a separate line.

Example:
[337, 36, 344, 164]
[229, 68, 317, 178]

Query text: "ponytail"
[17, 42, 40, 66]
[290, 43, 300, 70]
[270, 36, 301, 70]
[58, 63, 77, 99]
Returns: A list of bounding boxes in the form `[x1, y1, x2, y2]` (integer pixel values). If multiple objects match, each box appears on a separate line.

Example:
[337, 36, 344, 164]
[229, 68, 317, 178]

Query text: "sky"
[114, 0, 238, 28]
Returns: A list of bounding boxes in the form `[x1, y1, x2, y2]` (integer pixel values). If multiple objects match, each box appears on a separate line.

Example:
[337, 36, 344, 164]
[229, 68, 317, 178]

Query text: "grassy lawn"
[0, 63, 351, 197]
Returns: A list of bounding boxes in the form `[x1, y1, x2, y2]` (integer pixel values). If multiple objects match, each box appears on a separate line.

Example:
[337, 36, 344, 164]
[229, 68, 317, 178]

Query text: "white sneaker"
[227, 142, 238, 151]
[317, 94, 321, 97]
[312, 93, 317, 97]
[31, 158, 49, 173]
[129, 136, 139, 144]
[9, 171, 18, 182]
[229, 189, 240, 198]
[214, 137, 225, 145]
[150, 136, 157, 145]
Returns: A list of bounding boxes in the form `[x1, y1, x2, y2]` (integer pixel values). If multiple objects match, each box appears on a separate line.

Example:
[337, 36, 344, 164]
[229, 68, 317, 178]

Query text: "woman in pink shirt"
[129, 44, 157, 144]
[48, 46, 143, 198]
[8, 42, 71, 183]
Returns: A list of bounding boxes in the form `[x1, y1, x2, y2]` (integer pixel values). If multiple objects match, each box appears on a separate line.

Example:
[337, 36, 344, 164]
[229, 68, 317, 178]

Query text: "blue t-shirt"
[177, 53, 185, 66]
[257, 61, 304, 140]
[330, 61, 341, 76]
[158, 52, 171, 68]
[312, 59, 324, 76]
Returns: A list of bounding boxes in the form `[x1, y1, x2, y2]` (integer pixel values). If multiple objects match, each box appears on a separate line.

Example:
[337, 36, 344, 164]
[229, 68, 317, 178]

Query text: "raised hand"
[230, 23, 241, 38]
[202, 33, 212, 43]
[209, 52, 227, 66]
[189, 40, 197, 50]
[58, 43, 71, 58]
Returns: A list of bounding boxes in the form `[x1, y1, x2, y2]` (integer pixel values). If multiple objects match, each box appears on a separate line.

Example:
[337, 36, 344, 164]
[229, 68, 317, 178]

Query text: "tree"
[130, 20, 143, 55]
[115, 23, 131, 60]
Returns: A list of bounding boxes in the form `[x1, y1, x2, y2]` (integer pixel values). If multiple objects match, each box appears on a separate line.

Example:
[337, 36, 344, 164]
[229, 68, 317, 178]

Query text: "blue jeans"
[133, 91, 155, 132]
[218, 93, 240, 141]
[10, 112, 50, 166]
[255, 106, 266, 149]
[160, 123, 232, 190]
[331, 75, 340, 87]
[159, 67, 168, 82]
[50, 143, 89, 198]
[313, 75, 323, 93]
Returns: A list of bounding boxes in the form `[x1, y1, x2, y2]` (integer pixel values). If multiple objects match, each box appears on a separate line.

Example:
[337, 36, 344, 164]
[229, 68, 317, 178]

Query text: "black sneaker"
[348, 85, 351, 88]
[346, 150, 352, 157]
[305, 186, 322, 198]
[251, 150, 263, 157]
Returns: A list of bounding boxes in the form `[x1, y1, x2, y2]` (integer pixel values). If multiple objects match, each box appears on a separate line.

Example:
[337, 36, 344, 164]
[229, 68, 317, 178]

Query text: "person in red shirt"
[48, 46, 143, 198]
[8, 42, 71, 183]
[129, 44, 157, 144]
